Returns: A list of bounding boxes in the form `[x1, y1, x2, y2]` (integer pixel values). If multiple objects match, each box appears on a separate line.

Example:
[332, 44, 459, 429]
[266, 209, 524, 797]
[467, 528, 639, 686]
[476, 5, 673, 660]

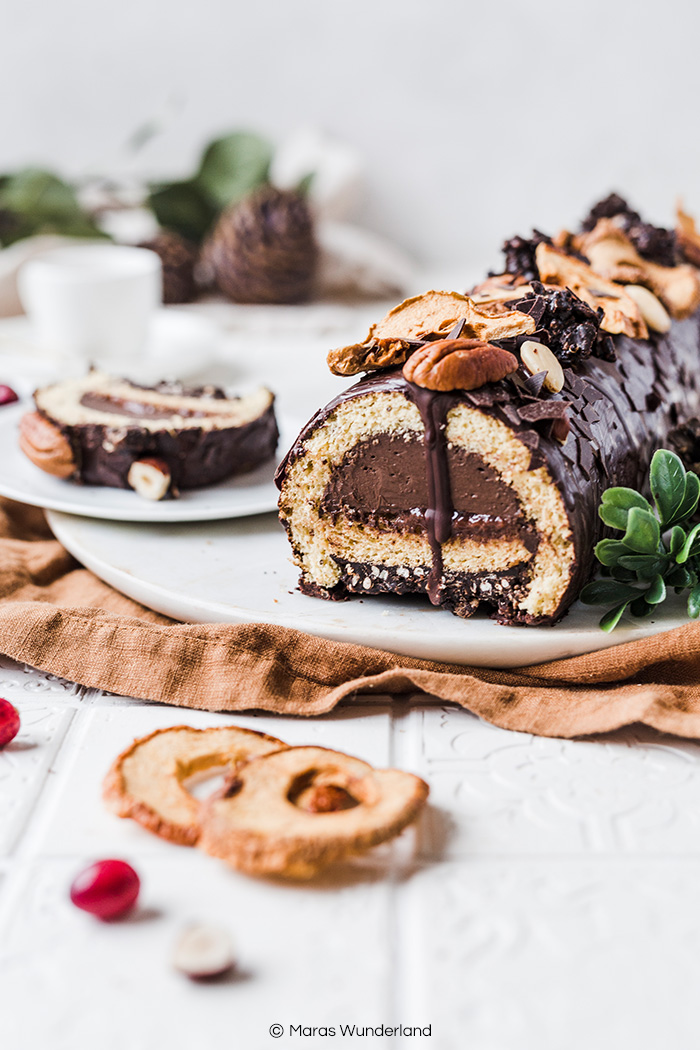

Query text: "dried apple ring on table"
[103, 725, 285, 846]
[198, 745, 429, 879]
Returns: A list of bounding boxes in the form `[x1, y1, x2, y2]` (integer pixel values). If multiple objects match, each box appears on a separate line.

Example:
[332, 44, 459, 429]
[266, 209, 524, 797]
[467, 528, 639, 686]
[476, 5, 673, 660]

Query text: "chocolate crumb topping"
[581, 192, 677, 267]
[500, 230, 552, 282]
[509, 282, 616, 365]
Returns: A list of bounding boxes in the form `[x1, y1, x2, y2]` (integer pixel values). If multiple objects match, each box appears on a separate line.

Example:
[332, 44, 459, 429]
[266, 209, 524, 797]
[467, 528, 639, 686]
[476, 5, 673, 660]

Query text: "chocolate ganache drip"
[402, 315, 471, 604]
[405, 383, 454, 605]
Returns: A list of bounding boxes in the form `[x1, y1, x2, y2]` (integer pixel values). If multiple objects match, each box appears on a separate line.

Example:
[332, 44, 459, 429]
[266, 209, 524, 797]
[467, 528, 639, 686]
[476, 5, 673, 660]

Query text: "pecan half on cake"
[276, 197, 700, 625]
[20, 371, 278, 499]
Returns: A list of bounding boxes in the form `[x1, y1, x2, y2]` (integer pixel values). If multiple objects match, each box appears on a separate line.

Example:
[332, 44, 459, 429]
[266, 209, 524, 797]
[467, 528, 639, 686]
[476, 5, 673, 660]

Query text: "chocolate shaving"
[510, 295, 547, 326]
[447, 318, 467, 340]
[578, 436, 595, 475]
[520, 370, 548, 398]
[501, 404, 523, 427]
[572, 414, 591, 437]
[550, 416, 571, 444]
[560, 433, 579, 463]
[516, 429, 540, 451]
[463, 384, 513, 407]
[566, 374, 586, 398]
[517, 400, 571, 424]
[509, 369, 548, 400]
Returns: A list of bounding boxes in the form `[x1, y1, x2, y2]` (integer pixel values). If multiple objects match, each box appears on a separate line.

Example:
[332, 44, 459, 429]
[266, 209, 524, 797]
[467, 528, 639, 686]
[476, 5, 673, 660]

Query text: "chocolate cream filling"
[321, 433, 532, 538]
[320, 431, 539, 606]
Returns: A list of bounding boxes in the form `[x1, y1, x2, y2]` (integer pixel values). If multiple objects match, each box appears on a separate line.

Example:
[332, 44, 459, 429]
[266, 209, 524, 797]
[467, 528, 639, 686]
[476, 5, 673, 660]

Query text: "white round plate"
[46, 509, 691, 668]
[0, 400, 299, 521]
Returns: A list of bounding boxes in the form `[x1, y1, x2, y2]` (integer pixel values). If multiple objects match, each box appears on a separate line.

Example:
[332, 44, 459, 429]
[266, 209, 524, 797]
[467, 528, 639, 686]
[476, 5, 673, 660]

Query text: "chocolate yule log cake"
[19, 371, 278, 500]
[276, 196, 700, 625]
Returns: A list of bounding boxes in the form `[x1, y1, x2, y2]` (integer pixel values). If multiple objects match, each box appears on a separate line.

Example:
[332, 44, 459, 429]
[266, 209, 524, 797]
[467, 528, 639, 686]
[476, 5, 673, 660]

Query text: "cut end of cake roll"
[20, 370, 279, 497]
[277, 372, 575, 625]
[278, 196, 700, 628]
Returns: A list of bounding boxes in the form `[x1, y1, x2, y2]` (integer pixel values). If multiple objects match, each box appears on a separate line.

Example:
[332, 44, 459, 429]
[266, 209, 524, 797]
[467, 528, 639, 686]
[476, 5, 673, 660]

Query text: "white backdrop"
[3, 0, 700, 270]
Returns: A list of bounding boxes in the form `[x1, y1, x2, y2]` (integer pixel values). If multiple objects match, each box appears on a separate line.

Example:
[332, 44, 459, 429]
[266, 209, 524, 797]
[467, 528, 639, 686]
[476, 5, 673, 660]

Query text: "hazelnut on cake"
[276, 197, 700, 625]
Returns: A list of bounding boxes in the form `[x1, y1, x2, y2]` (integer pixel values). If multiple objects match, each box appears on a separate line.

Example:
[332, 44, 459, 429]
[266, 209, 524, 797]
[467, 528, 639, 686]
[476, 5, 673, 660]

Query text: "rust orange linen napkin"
[2, 497, 700, 739]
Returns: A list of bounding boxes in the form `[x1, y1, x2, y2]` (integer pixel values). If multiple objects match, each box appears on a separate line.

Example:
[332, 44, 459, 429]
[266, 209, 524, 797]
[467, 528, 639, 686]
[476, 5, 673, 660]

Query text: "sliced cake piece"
[277, 364, 577, 624]
[19, 370, 278, 499]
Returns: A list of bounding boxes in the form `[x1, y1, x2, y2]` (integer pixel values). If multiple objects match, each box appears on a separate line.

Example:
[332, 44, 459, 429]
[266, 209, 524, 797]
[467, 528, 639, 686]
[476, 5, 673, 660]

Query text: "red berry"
[70, 860, 140, 921]
[0, 698, 20, 748]
[0, 384, 18, 407]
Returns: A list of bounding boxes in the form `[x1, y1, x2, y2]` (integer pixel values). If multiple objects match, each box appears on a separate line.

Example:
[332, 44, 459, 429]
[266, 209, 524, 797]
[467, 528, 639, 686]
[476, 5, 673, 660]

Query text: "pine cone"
[139, 231, 199, 304]
[201, 186, 318, 304]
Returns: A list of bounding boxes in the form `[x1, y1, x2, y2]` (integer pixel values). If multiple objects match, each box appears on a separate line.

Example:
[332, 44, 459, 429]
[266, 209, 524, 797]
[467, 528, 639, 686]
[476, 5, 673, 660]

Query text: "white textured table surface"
[2, 655, 700, 1050]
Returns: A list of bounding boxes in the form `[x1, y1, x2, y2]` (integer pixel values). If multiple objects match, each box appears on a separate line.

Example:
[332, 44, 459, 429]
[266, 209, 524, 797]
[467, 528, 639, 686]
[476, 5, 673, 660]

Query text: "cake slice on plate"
[19, 370, 278, 500]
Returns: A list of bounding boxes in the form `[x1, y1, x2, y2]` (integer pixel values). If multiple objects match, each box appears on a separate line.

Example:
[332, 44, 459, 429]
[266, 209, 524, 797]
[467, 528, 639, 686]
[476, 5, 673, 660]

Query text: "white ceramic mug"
[17, 243, 162, 366]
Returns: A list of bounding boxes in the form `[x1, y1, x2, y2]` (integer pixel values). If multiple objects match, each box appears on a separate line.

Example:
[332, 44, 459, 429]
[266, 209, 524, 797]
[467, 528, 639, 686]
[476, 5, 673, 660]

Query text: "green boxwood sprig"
[580, 449, 700, 631]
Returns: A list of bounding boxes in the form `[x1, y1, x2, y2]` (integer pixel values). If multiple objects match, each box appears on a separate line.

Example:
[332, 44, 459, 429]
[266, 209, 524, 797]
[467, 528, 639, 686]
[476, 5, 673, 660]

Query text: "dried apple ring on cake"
[103, 725, 286, 846]
[198, 745, 429, 879]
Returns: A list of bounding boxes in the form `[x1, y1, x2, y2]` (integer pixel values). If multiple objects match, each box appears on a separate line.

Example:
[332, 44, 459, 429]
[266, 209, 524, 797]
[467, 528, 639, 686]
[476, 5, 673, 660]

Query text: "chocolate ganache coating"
[71, 407, 279, 490]
[276, 311, 700, 624]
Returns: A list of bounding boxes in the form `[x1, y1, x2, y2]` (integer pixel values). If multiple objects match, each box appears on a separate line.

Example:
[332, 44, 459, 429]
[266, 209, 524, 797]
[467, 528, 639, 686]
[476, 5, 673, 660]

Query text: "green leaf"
[0, 168, 105, 246]
[675, 471, 700, 525]
[196, 132, 272, 209]
[0, 168, 81, 219]
[610, 566, 637, 583]
[148, 180, 217, 243]
[622, 506, 660, 554]
[580, 580, 639, 606]
[617, 554, 667, 575]
[645, 575, 666, 604]
[667, 564, 695, 589]
[124, 118, 163, 155]
[677, 522, 700, 564]
[650, 449, 687, 525]
[630, 595, 655, 617]
[295, 172, 315, 197]
[592, 452, 700, 632]
[599, 488, 652, 531]
[599, 601, 631, 632]
[594, 539, 630, 567]
[669, 526, 686, 556]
